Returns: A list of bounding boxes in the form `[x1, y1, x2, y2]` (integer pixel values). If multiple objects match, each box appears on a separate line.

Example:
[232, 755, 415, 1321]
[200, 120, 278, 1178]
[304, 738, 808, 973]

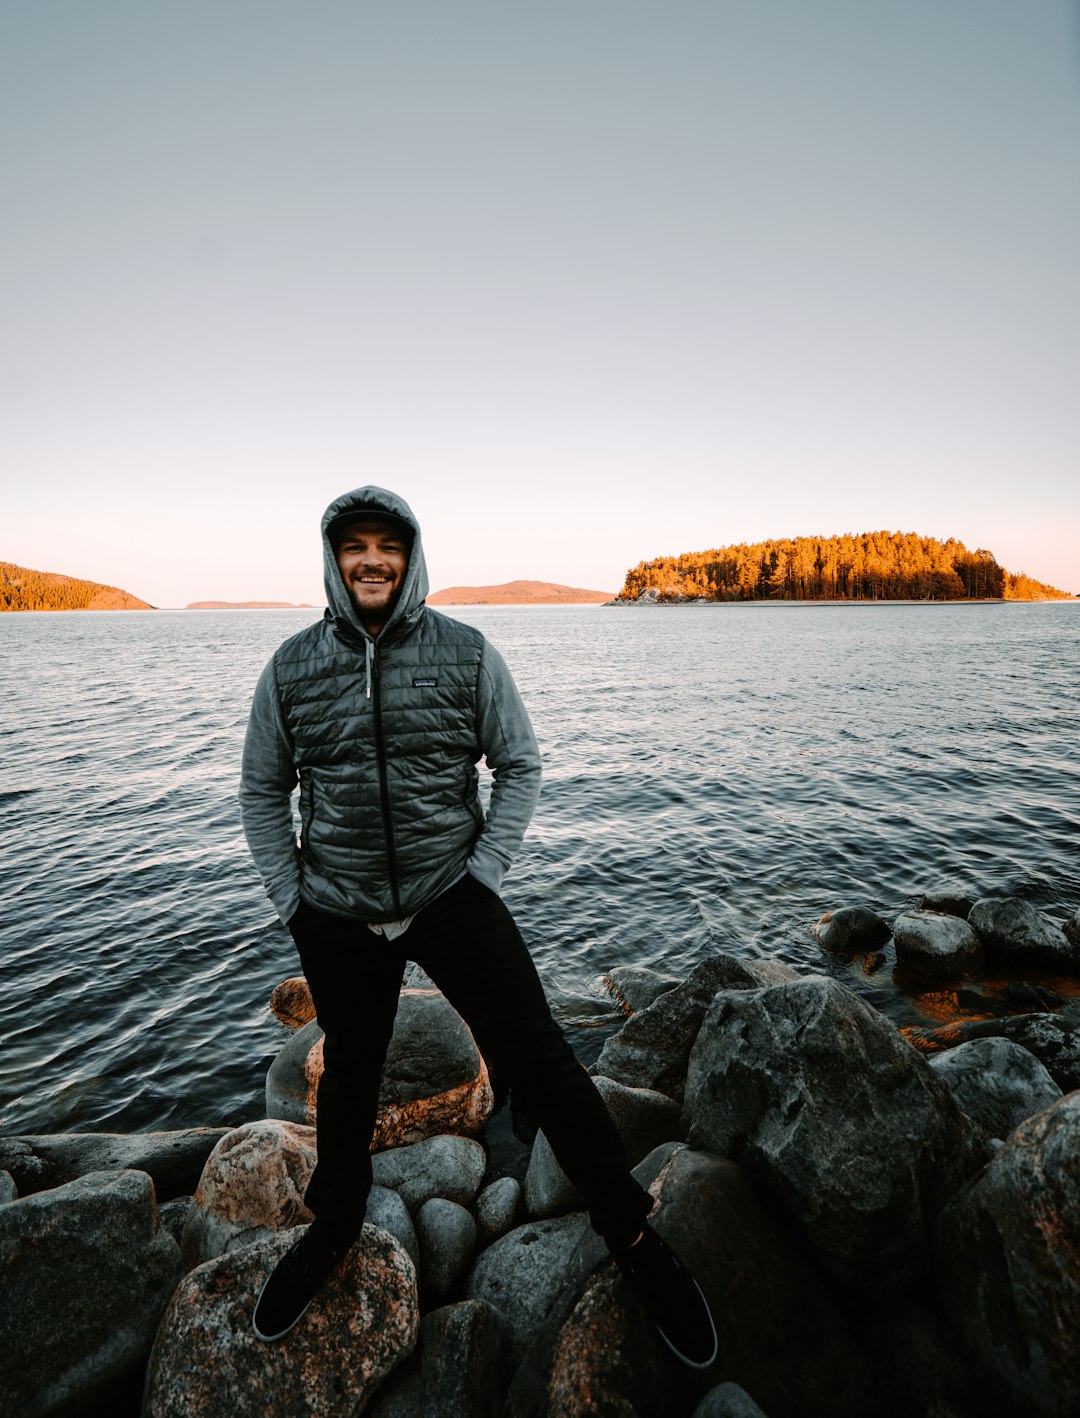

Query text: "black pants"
[289, 872, 653, 1247]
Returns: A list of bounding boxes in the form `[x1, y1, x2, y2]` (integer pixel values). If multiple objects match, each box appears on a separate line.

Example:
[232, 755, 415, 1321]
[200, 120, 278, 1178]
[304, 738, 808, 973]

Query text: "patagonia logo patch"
[413, 677, 438, 688]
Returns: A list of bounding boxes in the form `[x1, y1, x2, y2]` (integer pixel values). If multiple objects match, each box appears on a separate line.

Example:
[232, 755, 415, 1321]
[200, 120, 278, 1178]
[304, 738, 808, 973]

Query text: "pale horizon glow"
[5, 1, 1079, 604]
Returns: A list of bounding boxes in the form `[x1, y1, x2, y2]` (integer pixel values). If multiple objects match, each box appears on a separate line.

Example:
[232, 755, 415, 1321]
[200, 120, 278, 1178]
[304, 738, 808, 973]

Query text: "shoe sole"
[251, 1269, 316, 1344]
[652, 1274, 719, 1371]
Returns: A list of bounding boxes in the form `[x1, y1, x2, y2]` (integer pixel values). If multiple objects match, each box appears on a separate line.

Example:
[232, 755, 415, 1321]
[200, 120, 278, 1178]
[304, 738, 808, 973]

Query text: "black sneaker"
[252, 1223, 352, 1342]
[610, 1225, 718, 1370]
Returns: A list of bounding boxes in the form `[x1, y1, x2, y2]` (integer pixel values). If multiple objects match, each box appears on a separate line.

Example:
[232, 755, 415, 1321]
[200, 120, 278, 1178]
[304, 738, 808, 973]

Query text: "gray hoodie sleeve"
[239, 658, 302, 924]
[466, 639, 542, 893]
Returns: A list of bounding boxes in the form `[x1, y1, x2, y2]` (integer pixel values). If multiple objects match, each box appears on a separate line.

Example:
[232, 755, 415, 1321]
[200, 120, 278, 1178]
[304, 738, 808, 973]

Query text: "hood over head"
[321, 486, 429, 641]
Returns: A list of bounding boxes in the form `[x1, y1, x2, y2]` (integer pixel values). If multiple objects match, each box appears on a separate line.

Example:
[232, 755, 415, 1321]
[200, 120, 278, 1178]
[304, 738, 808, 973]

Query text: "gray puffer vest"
[275, 608, 488, 921]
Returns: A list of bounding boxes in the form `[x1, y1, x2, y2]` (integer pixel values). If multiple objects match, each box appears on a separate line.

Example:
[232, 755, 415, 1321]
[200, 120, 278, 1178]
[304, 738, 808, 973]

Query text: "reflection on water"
[1, 602, 1078, 1134]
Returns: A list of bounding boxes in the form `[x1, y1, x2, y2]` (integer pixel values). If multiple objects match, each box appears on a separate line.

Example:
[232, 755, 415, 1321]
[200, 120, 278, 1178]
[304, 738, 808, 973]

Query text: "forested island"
[616, 532, 1073, 603]
[0, 560, 152, 612]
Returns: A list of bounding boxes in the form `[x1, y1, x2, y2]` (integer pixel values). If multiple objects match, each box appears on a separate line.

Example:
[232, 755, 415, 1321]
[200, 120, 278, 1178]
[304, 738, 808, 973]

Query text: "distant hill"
[617, 532, 1073, 603]
[428, 579, 614, 605]
[0, 560, 152, 612]
[185, 601, 316, 609]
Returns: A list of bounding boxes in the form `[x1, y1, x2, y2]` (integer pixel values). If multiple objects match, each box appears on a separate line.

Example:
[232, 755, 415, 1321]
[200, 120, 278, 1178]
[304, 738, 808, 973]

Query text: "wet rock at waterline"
[0, 1169, 182, 1418]
[928, 1037, 1061, 1140]
[917, 884, 976, 919]
[683, 976, 990, 1294]
[0, 1127, 230, 1202]
[1065, 907, 1080, 948]
[909, 1012, 1080, 1094]
[144, 1224, 418, 1418]
[968, 896, 1078, 968]
[265, 986, 494, 1147]
[593, 955, 758, 1103]
[892, 910, 981, 978]
[813, 904, 891, 955]
[602, 963, 681, 1015]
[936, 1092, 1080, 1418]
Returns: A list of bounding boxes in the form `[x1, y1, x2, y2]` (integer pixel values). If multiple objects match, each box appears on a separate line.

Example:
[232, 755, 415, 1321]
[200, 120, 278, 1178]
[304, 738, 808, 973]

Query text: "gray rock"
[892, 910, 981, 978]
[593, 955, 759, 1103]
[813, 905, 891, 954]
[417, 1198, 477, 1303]
[637, 587, 662, 603]
[180, 1119, 316, 1268]
[266, 985, 494, 1148]
[0, 1169, 182, 1418]
[524, 1075, 681, 1219]
[268, 975, 315, 1029]
[936, 1092, 1080, 1418]
[743, 959, 802, 987]
[144, 1223, 418, 1417]
[368, 1299, 509, 1418]
[692, 1383, 770, 1418]
[0, 1170, 16, 1204]
[372, 1134, 487, 1213]
[683, 976, 990, 1294]
[0, 1127, 230, 1202]
[929, 1037, 1062, 1139]
[918, 884, 976, 918]
[1063, 906, 1080, 949]
[158, 1195, 193, 1246]
[367, 1184, 420, 1272]
[916, 1013, 1080, 1094]
[602, 964, 681, 1014]
[506, 1143, 873, 1418]
[473, 1176, 521, 1250]
[465, 1213, 591, 1367]
[968, 896, 1078, 967]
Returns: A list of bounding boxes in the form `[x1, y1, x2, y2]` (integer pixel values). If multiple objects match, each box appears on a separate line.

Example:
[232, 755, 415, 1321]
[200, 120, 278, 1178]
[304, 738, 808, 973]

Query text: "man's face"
[334, 518, 410, 631]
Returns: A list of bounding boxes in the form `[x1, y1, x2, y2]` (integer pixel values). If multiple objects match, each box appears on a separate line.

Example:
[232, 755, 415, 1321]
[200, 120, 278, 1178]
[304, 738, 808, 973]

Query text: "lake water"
[2, 601, 1078, 1137]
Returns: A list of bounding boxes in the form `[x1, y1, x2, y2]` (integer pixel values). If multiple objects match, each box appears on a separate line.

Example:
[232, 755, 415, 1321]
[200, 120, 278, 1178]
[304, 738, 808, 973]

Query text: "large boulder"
[683, 976, 990, 1294]
[968, 897, 1078, 968]
[266, 985, 494, 1147]
[180, 1119, 317, 1268]
[371, 1134, 487, 1213]
[813, 905, 891, 955]
[0, 1170, 16, 1203]
[506, 1143, 874, 1418]
[367, 1299, 509, 1417]
[144, 1224, 418, 1417]
[593, 956, 758, 1103]
[892, 910, 981, 978]
[523, 1075, 682, 1219]
[465, 1213, 591, 1368]
[0, 1169, 182, 1418]
[928, 1038, 1062, 1140]
[0, 1127, 230, 1202]
[936, 1092, 1080, 1418]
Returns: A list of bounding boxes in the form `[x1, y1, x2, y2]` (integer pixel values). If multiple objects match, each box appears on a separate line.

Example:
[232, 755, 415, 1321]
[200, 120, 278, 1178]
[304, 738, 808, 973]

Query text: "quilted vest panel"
[274, 609, 487, 921]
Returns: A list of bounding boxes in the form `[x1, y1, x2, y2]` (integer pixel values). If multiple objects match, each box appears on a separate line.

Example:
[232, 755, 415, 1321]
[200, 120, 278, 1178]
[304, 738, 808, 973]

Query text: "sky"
[4, 0, 1079, 604]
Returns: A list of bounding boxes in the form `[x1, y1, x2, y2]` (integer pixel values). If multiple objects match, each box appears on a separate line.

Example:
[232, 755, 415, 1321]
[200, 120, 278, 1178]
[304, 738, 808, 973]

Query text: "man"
[240, 486, 716, 1368]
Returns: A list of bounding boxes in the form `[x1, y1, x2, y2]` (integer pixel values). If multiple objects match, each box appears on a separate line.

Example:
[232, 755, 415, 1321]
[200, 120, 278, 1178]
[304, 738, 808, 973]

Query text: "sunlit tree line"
[1, 561, 113, 611]
[619, 532, 1071, 602]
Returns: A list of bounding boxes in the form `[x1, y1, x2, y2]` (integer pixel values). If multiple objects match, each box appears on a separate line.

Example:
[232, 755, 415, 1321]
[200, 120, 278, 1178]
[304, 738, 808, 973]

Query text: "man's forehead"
[338, 518, 403, 536]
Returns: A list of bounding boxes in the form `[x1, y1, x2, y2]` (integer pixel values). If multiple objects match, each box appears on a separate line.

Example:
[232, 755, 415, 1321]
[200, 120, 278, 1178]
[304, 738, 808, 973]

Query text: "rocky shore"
[2, 890, 1079, 1417]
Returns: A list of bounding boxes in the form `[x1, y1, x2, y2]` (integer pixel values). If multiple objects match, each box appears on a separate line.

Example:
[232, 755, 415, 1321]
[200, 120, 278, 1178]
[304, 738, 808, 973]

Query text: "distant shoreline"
[606, 597, 1076, 608]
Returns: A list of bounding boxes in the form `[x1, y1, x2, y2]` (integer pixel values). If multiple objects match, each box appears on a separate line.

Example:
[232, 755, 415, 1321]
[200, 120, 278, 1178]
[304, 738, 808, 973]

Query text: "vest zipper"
[370, 643, 403, 918]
